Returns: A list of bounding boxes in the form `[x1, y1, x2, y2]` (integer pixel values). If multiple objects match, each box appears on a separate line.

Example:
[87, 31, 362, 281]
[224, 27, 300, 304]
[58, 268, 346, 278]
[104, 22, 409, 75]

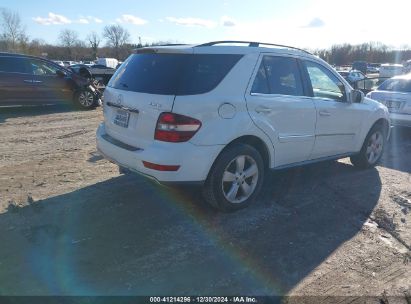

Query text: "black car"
[0, 53, 100, 109]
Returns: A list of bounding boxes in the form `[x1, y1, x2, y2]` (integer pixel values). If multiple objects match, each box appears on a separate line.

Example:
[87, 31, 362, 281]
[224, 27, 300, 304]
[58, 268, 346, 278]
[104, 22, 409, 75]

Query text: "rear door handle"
[32, 80, 43, 84]
[255, 106, 272, 113]
[23, 79, 33, 83]
[319, 110, 331, 116]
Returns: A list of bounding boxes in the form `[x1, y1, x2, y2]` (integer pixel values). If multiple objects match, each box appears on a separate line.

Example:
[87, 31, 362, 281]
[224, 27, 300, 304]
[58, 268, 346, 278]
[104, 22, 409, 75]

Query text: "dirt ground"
[0, 105, 410, 301]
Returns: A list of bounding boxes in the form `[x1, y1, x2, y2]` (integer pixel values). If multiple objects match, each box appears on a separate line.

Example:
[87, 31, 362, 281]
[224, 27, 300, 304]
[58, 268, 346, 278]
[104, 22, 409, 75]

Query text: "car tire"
[350, 124, 386, 169]
[119, 165, 133, 175]
[74, 89, 97, 110]
[203, 143, 264, 212]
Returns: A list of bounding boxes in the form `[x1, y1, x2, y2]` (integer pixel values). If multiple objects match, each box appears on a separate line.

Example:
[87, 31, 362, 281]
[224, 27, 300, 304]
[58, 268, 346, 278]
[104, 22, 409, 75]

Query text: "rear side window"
[0, 57, 30, 74]
[108, 53, 243, 95]
[378, 79, 411, 92]
[251, 56, 304, 96]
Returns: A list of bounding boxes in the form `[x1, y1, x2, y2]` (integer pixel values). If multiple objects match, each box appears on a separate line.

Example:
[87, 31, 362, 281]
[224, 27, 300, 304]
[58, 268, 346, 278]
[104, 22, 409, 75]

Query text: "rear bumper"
[389, 113, 411, 128]
[96, 123, 223, 183]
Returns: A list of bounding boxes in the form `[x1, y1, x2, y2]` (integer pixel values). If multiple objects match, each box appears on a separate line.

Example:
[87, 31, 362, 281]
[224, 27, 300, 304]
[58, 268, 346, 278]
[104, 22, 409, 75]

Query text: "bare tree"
[0, 8, 28, 52]
[87, 31, 100, 60]
[59, 29, 79, 59]
[103, 24, 130, 59]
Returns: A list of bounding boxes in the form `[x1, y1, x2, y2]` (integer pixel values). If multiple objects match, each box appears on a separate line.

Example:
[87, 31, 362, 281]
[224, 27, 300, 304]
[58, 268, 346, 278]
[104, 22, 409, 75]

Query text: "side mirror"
[351, 89, 364, 103]
[56, 70, 66, 78]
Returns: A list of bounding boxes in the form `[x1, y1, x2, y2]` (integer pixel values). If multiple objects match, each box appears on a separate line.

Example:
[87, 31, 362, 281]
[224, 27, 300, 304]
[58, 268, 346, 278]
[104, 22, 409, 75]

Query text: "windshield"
[378, 78, 411, 92]
[108, 53, 243, 95]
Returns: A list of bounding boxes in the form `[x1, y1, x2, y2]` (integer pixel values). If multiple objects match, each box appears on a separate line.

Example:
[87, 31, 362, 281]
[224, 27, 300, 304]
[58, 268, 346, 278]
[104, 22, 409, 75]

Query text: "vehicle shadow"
[0, 161, 381, 296]
[0, 104, 94, 124]
[381, 126, 411, 173]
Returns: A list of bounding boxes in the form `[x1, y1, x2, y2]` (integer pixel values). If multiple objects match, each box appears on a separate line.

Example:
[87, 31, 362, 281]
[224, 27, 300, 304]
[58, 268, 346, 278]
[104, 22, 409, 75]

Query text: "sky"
[1, 0, 410, 49]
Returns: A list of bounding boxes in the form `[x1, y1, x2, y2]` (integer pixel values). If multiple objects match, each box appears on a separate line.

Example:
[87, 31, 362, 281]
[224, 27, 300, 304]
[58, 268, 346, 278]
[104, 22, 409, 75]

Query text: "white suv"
[96, 41, 390, 211]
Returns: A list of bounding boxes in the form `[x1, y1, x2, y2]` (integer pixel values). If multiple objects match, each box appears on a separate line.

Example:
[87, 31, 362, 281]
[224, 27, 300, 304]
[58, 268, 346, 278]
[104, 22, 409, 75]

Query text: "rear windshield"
[378, 79, 411, 92]
[108, 53, 243, 95]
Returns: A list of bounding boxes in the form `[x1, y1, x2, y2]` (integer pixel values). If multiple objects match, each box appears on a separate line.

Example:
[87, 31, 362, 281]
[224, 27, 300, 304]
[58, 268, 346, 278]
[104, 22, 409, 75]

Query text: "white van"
[379, 64, 404, 78]
[96, 58, 119, 69]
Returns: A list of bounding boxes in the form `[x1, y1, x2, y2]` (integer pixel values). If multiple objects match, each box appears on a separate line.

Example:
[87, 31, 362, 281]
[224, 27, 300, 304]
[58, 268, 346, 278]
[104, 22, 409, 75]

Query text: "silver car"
[367, 74, 411, 127]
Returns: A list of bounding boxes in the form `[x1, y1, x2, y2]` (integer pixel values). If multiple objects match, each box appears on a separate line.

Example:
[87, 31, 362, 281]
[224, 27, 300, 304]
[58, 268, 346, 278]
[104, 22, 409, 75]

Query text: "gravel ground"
[0, 105, 410, 302]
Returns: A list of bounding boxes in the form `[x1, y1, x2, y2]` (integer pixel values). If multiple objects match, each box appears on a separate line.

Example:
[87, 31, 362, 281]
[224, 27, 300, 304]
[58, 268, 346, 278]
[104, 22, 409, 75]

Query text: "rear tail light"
[155, 112, 202, 143]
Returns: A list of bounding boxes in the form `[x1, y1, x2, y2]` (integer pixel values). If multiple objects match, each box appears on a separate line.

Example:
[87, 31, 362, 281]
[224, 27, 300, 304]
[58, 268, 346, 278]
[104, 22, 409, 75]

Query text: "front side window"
[251, 56, 303, 96]
[29, 59, 60, 76]
[304, 61, 346, 102]
[0, 57, 30, 74]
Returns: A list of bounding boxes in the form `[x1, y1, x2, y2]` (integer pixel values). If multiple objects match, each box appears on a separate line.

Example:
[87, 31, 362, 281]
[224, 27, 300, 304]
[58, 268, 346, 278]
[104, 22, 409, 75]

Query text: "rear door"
[245, 54, 316, 167]
[0, 56, 34, 105]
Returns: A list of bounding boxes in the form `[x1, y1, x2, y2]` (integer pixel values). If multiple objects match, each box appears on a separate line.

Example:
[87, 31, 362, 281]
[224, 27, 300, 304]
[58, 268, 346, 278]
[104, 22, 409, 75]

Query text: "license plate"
[385, 100, 401, 109]
[114, 109, 130, 128]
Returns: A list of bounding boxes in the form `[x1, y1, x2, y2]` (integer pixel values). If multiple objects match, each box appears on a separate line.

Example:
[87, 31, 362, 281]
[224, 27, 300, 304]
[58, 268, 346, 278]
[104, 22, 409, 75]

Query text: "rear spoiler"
[133, 45, 194, 54]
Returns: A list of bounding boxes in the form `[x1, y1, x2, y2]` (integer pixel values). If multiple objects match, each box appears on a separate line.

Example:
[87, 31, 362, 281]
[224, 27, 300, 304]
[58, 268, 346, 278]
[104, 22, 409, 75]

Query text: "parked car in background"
[69, 64, 115, 85]
[379, 64, 404, 78]
[367, 65, 379, 74]
[403, 60, 411, 74]
[0, 53, 100, 109]
[63, 60, 78, 67]
[366, 74, 411, 127]
[90, 64, 114, 69]
[338, 70, 366, 84]
[53, 60, 65, 67]
[97, 41, 390, 211]
[352, 61, 368, 74]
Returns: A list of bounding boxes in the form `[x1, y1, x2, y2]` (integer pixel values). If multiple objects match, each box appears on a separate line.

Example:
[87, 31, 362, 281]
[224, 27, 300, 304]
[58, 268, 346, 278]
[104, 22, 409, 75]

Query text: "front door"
[28, 59, 73, 102]
[302, 60, 368, 159]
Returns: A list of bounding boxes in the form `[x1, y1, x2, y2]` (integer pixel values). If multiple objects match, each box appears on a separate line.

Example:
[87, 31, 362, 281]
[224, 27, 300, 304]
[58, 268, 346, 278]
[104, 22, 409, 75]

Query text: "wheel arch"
[372, 118, 390, 137]
[209, 135, 272, 175]
[355, 114, 390, 152]
[202, 135, 269, 211]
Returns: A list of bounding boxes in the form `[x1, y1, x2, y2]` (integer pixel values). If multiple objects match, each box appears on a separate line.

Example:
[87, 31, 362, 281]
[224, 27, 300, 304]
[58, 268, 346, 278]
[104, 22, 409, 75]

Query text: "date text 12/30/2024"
[149, 297, 258, 303]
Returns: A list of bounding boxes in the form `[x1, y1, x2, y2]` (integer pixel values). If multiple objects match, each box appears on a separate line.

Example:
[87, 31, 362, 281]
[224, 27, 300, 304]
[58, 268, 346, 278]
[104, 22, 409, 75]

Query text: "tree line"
[313, 42, 411, 65]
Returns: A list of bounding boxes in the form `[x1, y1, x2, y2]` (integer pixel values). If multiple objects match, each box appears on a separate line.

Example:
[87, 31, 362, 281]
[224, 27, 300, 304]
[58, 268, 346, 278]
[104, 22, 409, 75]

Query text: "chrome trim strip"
[316, 133, 355, 137]
[278, 134, 314, 143]
[250, 92, 312, 99]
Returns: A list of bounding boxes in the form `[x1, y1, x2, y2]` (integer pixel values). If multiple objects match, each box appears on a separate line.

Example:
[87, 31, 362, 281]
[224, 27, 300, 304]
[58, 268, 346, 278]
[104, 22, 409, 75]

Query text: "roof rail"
[196, 41, 312, 55]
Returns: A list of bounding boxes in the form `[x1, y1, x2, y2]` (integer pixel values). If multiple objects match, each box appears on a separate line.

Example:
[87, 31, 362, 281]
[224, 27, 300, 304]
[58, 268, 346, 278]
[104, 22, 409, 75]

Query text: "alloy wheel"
[78, 91, 94, 107]
[366, 130, 384, 164]
[221, 155, 259, 204]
